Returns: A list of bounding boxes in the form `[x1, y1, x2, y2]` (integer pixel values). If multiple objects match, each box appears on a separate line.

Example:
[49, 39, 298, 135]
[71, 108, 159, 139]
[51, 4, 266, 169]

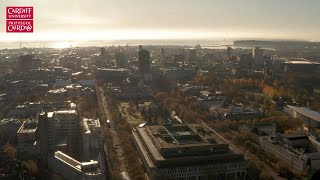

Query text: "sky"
[0, 0, 320, 42]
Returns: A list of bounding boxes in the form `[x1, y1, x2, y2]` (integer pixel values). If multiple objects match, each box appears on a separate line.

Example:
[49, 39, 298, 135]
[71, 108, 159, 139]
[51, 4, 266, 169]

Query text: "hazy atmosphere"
[1, 0, 320, 41]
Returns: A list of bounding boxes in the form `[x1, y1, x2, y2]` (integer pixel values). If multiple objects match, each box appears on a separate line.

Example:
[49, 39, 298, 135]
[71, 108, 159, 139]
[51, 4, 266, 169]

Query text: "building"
[95, 68, 128, 81]
[163, 68, 194, 81]
[55, 79, 72, 88]
[225, 103, 262, 120]
[239, 122, 276, 136]
[260, 134, 320, 174]
[132, 123, 248, 180]
[252, 47, 263, 67]
[39, 110, 80, 152]
[284, 58, 320, 73]
[139, 48, 151, 80]
[160, 48, 165, 62]
[82, 118, 103, 161]
[47, 88, 67, 100]
[238, 122, 276, 144]
[0, 93, 7, 108]
[17, 120, 38, 154]
[16, 55, 42, 72]
[106, 86, 151, 100]
[265, 58, 320, 75]
[196, 91, 226, 109]
[239, 53, 253, 68]
[284, 105, 320, 128]
[48, 151, 105, 180]
[115, 52, 129, 68]
[0, 119, 24, 145]
[227, 47, 232, 58]
[189, 49, 197, 61]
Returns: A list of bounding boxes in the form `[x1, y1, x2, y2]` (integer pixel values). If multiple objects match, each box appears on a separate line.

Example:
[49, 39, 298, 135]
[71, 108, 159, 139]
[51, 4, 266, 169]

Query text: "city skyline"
[0, 0, 320, 41]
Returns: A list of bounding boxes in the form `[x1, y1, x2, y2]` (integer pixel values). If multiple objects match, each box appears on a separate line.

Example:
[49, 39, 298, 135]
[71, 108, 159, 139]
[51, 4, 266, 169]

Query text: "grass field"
[118, 102, 142, 124]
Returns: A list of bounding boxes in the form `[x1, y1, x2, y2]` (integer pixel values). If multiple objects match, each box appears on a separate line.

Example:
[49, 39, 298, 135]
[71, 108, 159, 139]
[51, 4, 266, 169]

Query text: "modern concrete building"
[38, 110, 80, 152]
[227, 47, 232, 58]
[82, 118, 103, 161]
[132, 123, 248, 180]
[139, 48, 152, 81]
[48, 151, 105, 180]
[260, 134, 320, 174]
[16, 55, 42, 72]
[17, 120, 38, 154]
[252, 47, 263, 67]
[284, 105, 320, 128]
[0, 119, 24, 145]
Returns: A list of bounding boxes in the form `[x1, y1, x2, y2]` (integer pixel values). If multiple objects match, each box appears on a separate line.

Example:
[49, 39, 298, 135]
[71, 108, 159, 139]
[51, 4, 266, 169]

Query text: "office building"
[48, 151, 105, 180]
[39, 110, 80, 153]
[17, 120, 38, 153]
[115, 52, 129, 68]
[16, 55, 42, 72]
[227, 47, 232, 58]
[160, 48, 165, 62]
[260, 134, 320, 174]
[82, 118, 103, 161]
[133, 123, 248, 180]
[284, 105, 320, 128]
[139, 49, 151, 74]
[252, 47, 263, 67]
[189, 49, 197, 61]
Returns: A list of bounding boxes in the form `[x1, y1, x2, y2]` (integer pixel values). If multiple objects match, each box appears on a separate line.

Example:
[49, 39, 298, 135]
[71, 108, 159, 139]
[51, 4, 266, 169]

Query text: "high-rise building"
[189, 49, 197, 61]
[239, 53, 253, 68]
[39, 112, 49, 167]
[139, 47, 151, 76]
[227, 47, 232, 58]
[40, 110, 80, 153]
[160, 48, 165, 62]
[253, 47, 264, 67]
[16, 55, 42, 72]
[100, 47, 106, 58]
[115, 52, 129, 68]
[133, 123, 248, 180]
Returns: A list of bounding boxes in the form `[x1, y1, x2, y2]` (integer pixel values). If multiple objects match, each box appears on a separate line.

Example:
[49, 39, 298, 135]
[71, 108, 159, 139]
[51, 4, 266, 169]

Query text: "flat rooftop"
[133, 123, 245, 168]
[54, 151, 101, 175]
[82, 118, 101, 134]
[287, 105, 320, 122]
[17, 121, 37, 134]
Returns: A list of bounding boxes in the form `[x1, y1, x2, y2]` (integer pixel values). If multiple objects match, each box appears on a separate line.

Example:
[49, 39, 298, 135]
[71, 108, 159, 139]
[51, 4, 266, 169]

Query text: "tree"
[3, 144, 17, 159]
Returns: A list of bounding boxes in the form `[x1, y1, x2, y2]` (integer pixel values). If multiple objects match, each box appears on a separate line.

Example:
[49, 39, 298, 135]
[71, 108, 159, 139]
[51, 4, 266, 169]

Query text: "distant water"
[0, 40, 233, 49]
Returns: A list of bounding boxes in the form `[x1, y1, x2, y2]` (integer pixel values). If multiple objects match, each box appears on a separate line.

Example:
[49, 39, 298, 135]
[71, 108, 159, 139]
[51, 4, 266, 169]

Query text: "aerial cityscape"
[1, 0, 320, 180]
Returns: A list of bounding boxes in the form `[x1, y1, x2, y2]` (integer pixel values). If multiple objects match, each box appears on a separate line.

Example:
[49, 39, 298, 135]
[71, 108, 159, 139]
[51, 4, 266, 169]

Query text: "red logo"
[6, 7, 33, 19]
[6, 20, 33, 33]
[6, 6, 33, 33]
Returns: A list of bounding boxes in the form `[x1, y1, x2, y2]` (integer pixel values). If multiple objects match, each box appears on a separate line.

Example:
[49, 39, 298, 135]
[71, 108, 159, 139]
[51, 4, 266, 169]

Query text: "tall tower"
[160, 48, 165, 62]
[139, 49, 151, 75]
[253, 47, 263, 67]
[227, 47, 232, 58]
[38, 112, 48, 167]
[139, 45, 151, 81]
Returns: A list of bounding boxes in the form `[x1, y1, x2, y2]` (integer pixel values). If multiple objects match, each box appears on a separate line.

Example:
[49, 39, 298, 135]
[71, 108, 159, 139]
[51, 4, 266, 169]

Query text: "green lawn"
[118, 102, 142, 124]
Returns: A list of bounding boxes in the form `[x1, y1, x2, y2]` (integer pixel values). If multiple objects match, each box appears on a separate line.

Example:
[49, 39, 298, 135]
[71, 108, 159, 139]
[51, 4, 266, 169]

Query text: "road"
[202, 122, 286, 180]
[98, 87, 130, 180]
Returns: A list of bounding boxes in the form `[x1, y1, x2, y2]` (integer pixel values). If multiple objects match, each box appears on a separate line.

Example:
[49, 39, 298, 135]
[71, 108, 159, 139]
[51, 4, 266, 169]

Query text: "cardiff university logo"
[6, 6, 33, 33]
[6, 20, 33, 33]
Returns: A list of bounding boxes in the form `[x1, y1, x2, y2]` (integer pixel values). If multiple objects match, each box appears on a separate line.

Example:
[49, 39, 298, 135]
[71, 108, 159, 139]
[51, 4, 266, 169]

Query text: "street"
[98, 87, 130, 180]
